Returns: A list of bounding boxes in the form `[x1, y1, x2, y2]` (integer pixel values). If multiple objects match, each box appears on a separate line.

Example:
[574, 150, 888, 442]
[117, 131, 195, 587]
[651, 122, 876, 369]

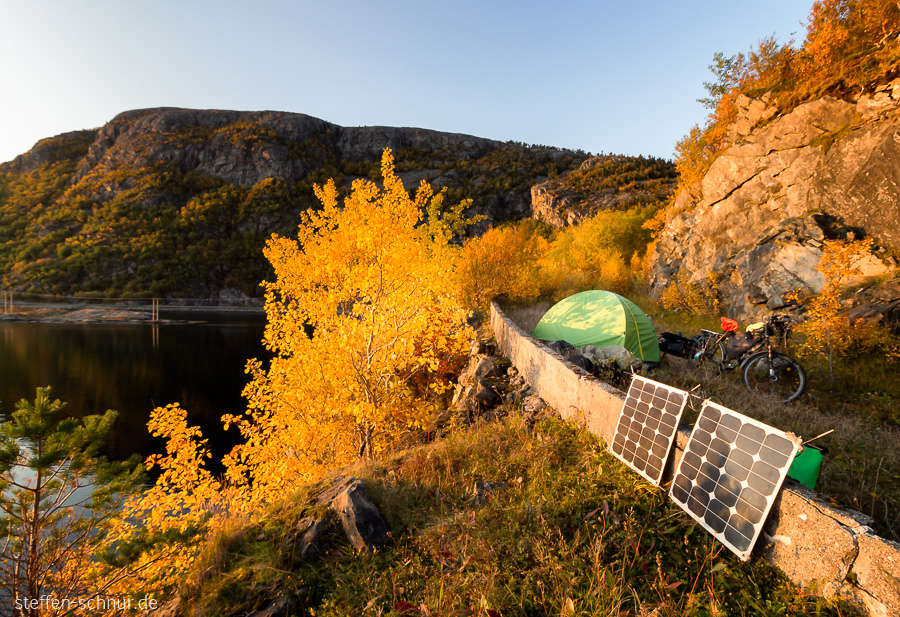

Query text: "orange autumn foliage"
[789, 238, 898, 377]
[88, 403, 227, 601]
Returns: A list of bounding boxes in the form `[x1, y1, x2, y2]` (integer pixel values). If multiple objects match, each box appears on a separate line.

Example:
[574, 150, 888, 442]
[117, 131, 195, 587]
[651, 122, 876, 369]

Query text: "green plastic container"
[787, 445, 824, 490]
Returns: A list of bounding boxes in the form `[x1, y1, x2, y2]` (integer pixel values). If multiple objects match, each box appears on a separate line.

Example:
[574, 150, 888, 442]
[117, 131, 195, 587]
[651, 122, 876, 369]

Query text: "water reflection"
[0, 311, 267, 475]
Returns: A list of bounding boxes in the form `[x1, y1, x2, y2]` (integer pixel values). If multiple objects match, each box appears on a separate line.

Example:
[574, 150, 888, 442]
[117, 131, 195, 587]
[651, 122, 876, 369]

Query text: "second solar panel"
[610, 376, 688, 486]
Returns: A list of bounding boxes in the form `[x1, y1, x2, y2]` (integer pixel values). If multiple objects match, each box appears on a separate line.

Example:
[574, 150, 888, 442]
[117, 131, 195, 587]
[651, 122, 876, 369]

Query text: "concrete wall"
[491, 301, 900, 617]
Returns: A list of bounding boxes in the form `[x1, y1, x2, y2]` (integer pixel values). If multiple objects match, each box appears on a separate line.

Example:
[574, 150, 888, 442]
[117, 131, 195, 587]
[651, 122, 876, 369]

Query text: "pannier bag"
[658, 332, 693, 358]
[725, 332, 758, 360]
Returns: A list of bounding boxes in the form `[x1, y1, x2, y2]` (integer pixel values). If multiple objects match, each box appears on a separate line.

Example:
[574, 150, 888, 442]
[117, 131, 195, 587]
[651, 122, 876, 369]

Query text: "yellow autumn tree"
[793, 237, 875, 377]
[87, 403, 226, 601]
[224, 148, 474, 502]
[455, 220, 550, 312]
[659, 269, 721, 316]
[87, 151, 476, 598]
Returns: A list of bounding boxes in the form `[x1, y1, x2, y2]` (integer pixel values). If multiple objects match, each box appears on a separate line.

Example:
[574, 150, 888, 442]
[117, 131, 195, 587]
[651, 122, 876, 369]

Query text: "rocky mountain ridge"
[4, 108, 502, 180]
[650, 81, 900, 321]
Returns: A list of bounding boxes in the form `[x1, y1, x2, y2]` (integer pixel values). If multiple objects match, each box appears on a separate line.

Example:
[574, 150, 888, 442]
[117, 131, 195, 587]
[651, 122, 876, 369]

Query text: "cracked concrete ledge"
[491, 301, 900, 617]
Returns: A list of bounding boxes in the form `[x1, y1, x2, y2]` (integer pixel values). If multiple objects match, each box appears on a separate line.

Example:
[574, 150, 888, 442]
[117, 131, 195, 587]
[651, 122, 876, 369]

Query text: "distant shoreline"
[0, 302, 265, 324]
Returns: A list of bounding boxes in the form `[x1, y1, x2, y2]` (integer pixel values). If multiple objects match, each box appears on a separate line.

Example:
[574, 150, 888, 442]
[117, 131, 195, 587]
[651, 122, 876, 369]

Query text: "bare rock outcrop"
[66, 108, 505, 192]
[338, 125, 496, 162]
[2, 130, 97, 175]
[71, 108, 330, 189]
[651, 84, 900, 320]
[452, 353, 501, 413]
[328, 478, 390, 552]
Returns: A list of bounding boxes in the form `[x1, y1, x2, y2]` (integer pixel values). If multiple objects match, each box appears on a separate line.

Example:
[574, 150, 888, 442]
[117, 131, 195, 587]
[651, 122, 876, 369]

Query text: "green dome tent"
[532, 290, 660, 363]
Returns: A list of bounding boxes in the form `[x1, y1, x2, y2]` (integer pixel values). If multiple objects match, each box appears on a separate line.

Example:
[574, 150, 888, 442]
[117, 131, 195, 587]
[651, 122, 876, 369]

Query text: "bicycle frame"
[697, 327, 775, 371]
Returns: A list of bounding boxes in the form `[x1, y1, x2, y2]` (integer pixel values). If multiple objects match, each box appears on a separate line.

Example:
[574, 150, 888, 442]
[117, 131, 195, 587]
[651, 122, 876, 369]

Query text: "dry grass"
[503, 300, 552, 335]
[183, 414, 857, 617]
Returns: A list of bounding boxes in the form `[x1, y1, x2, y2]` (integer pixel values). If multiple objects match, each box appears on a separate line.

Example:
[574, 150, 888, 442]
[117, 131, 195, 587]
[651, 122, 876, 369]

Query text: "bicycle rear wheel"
[742, 351, 806, 403]
[689, 334, 725, 380]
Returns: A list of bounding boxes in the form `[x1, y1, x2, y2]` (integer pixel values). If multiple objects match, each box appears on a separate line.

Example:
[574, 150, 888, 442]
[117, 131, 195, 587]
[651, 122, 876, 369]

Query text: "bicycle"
[689, 314, 807, 403]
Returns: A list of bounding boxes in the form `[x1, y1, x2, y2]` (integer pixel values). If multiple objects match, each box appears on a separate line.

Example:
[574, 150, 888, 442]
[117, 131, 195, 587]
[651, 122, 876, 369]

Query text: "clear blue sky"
[0, 0, 813, 164]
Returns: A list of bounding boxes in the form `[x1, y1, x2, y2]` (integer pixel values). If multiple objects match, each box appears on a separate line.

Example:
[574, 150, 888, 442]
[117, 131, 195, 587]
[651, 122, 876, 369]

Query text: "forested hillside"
[531, 154, 676, 228]
[0, 108, 598, 299]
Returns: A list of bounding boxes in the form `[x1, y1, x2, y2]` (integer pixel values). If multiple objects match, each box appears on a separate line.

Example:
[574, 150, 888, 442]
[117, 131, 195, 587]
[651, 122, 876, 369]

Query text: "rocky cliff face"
[71, 109, 327, 188]
[651, 82, 900, 321]
[62, 108, 505, 190]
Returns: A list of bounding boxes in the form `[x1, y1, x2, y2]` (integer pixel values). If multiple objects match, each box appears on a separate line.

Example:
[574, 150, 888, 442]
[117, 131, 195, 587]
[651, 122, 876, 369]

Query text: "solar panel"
[669, 400, 800, 561]
[610, 375, 688, 486]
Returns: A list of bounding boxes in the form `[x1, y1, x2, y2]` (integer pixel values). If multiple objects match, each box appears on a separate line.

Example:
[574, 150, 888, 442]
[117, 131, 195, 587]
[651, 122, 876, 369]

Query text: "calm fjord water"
[0, 311, 267, 472]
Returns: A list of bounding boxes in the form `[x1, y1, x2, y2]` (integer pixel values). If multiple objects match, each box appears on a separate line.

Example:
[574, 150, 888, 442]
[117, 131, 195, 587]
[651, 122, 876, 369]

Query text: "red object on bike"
[721, 317, 739, 332]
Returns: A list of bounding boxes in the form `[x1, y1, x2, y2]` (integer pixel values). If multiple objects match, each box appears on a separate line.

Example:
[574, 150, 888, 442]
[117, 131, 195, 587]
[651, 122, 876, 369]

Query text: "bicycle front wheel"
[689, 334, 725, 380]
[742, 351, 806, 403]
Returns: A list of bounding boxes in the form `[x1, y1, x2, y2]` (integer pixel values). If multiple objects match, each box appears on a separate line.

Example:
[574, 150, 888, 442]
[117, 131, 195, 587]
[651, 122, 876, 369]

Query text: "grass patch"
[804, 352, 900, 421]
[184, 415, 861, 616]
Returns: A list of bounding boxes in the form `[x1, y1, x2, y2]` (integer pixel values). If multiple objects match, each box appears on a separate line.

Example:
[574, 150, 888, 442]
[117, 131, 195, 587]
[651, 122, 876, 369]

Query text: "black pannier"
[658, 332, 693, 358]
[725, 333, 759, 360]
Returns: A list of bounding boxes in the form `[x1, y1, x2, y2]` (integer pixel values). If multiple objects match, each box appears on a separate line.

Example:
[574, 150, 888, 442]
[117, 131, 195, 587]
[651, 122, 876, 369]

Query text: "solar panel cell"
[737, 424, 765, 453]
[699, 461, 720, 485]
[634, 404, 648, 424]
[688, 486, 709, 517]
[694, 429, 712, 448]
[651, 434, 669, 457]
[714, 475, 741, 506]
[720, 410, 741, 432]
[698, 406, 720, 431]
[646, 408, 662, 430]
[728, 449, 753, 476]
[749, 466, 778, 496]
[763, 433, 794, 456]
[659, 416, 677, 433]
[681, 451, 702, 479]
[725, 522, 753, 552]
[671, 476, 689, 501]
[707, 439, 730, 467]
[739, 487, 767, 516]
[706, 502, 729, 532]
[761, 435, 793, 467]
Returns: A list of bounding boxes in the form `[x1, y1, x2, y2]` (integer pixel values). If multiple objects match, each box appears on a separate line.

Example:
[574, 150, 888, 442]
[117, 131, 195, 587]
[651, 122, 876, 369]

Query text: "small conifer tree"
[0, 387, 143, 615]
